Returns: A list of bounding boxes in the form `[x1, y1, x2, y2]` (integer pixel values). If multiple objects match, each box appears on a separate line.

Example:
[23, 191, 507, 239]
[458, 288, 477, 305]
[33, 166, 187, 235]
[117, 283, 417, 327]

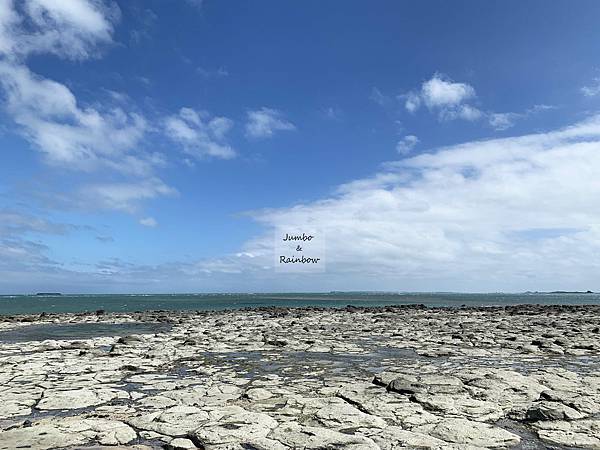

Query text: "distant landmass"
[526, 290, 594, 294]
[550, 290, 594, 294]
[35, 293, 62, 296]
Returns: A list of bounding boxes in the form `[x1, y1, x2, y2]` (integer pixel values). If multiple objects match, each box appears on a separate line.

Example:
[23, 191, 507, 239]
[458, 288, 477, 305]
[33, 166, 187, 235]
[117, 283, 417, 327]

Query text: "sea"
[1, 292, 599, 315]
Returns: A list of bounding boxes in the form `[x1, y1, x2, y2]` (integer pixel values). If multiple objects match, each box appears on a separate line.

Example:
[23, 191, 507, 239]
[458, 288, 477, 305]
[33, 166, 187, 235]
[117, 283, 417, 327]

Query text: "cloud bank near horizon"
[4, 115, 600, 293]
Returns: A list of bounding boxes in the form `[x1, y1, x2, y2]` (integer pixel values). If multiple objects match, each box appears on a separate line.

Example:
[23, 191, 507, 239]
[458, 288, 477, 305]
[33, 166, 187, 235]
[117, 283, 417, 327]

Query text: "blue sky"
[2, 0, 600, 293]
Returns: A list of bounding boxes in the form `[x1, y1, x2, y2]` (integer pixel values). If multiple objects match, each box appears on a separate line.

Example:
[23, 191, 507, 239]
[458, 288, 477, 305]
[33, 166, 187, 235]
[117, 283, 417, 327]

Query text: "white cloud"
[403, 74, 555, 131]
[0, 0, 119, 61]
[457, 104, 483, 121]
[80, 178, 177, 213]
[439, 104, 483, 122]
[0, 209, 91, 276]
[421, 74, 475, 108]
[203, 114, 600, 291]
[528, 104, 556, 113]
[209, 116, 234, 140]
[489, 112, 521, 131]
[245, 107, 295, 139]
[0, 209, 74, 235]
[396, 135, 419, 154]
[0, 0, 20, 56]
[0, 62, 160, 175]
[0, 0, 185, 218]
[581, 77, 600, 97]
[165, 107, 236, 160]
[139, 217, 157, 227]
[403, 92, 421, 113]
[403, 73, 480, 123]
[0, 237, 53, 268]
[488, 106, 557, 131]
[0, 0, 237, 213]
[7, 116, 600, 291]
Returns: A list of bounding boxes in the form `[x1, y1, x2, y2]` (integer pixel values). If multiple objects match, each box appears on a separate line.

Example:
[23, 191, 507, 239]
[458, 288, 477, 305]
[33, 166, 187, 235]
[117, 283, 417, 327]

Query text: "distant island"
[525, 290, 594, 294]
[550, 290, 594, 294]
[35, 293, 62, 296]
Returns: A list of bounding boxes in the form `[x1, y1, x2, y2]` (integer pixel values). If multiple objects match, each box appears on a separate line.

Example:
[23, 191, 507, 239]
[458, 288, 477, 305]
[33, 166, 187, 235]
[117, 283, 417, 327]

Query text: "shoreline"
[2, 302, 600, 320]
[1, 305, 599, 449]
[2, 292, 600, 316]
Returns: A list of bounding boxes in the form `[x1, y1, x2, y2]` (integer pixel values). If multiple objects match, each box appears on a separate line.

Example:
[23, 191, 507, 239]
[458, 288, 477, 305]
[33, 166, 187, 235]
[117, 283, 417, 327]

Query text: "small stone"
[165, 437, 197, 449]
[527, 401, 585, 421]
[244, 388, 273, 401]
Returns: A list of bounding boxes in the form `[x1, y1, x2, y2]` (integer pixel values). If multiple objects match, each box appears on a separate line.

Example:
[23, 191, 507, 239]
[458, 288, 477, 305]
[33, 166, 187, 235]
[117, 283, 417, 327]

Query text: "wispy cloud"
[0, 62, 157, 175]
[6, 116, 600, 291]
[0, 0, 239, 219]
[488, 112, 522, 131]
[0, 0, 120, 61]
[488, 105, 557, 131]
[184, 0, 204, 10]
[196, 66, 229, 78]
[369, 87, 391, 107]
[396, 135, 419, 154]
[401, 73, 555, 131]
[0, 209, 76, 235]
[403, 91, 421, 113]
[581, 77, 600, 97]
[245, 107, 296, 139]
[321, 106, 343, 121]
[79, 178, 177, 213]
[0, 208, 99, 278]
[128, 6, 157, 45]
[164, 107, 236, 160]
[139, 217, 158, 227]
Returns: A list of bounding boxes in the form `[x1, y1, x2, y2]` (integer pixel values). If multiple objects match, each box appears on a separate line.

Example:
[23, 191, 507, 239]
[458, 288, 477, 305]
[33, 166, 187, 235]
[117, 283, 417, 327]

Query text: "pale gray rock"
[244, 387, 273, 401]
[415, 417, 521, 448]
[538, 430, 600, 449]
[412, 393, 504, 422]
[313, 400, 387, 429]
[526, 401, 585, 421]
[365, 426, 448, 449]
[191, 408, 278, 446]
[1, 306, 600, 450]
[0, 418, 136, 449]
[165, 437, 198, 449]
[532, 418, 600, 448]
[37, 387, 128, 410]
[128, 406, 210, 437]
[268, 422, 380, 449]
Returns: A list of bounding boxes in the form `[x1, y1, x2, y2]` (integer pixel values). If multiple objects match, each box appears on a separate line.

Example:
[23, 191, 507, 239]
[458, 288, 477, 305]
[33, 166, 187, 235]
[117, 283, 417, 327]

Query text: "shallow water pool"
[0, 322, 171, 343]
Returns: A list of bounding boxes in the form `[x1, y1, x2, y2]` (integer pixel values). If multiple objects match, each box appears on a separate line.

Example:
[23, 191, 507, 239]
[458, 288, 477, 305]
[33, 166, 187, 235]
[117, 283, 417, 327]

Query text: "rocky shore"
[0, 304, 599, 449]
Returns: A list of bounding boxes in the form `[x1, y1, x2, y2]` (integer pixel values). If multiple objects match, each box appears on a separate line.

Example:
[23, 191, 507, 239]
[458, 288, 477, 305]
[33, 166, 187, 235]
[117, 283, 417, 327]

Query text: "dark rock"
[117, 335, 144, 345]
[387, 377, 427, 395]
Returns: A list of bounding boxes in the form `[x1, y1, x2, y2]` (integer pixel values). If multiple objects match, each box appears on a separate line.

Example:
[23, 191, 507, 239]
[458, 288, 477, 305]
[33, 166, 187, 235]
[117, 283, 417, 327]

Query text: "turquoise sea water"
[1, 292, 599, 315]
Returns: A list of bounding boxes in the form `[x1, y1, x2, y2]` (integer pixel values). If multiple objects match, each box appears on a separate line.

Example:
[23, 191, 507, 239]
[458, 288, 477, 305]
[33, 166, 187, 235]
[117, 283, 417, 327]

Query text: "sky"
[2, 0, 600, 294]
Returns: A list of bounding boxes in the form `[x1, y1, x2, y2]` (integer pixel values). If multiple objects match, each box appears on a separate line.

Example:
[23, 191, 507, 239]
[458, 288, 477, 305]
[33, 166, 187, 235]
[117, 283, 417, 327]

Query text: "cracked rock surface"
[0, 304, 599, 449]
